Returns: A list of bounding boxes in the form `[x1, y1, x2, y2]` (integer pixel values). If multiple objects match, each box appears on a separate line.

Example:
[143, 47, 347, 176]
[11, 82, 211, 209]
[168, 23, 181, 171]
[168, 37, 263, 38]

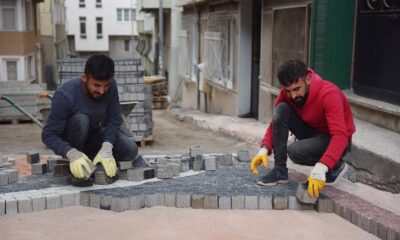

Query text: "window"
[1, 0, 17, 30]
[124, 39, 130, 52]
[24, 0, 32, 30]
[117, 8, 136, 22]
[6, 60, 17, 80]
[95, 0, 101, 8]
[79, 17, 86, 38]
[79, 0, 85, 8]
[96, 17, 102, 38]
[28, 55, 35, 79]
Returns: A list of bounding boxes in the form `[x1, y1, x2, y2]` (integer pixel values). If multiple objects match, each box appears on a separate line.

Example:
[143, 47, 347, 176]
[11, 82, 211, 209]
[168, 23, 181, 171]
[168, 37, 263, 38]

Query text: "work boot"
[256, 167, 289, 186]
[326, 159, 348, 185]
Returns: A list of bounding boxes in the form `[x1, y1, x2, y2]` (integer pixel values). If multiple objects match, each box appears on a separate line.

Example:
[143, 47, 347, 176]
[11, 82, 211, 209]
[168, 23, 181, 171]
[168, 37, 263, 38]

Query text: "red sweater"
[261, 69, 356, 170]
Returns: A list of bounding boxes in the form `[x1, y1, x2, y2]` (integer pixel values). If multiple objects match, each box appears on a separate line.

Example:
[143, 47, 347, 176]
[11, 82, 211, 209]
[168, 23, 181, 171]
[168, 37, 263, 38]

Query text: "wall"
[0, 31, 36, 55]
[109, 36, 139, 58]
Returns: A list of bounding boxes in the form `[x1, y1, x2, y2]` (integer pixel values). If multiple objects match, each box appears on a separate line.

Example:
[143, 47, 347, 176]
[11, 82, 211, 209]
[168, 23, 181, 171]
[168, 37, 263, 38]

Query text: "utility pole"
[158, 0, 164, 76]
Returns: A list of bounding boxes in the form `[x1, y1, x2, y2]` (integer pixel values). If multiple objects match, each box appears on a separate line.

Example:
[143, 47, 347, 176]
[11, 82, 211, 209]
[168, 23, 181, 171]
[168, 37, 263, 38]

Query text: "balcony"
[137, 0, 172, 11]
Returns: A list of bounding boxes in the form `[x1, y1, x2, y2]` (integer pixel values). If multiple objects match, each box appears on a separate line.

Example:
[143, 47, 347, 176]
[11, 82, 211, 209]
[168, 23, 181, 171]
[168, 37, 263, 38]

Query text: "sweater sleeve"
[319, 92, 350, 170]
[41, 90, 73, 157]
[103, 82, 122, 145]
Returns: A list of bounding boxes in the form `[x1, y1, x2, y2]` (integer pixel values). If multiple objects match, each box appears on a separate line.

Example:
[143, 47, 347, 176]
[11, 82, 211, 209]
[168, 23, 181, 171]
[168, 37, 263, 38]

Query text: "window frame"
[79, 16, 86, 39]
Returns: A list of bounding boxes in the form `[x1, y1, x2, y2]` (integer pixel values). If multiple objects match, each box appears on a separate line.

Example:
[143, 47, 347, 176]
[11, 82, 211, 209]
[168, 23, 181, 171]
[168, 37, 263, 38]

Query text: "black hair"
[84, 54, 115, 81]
[277, 60, 308, 86]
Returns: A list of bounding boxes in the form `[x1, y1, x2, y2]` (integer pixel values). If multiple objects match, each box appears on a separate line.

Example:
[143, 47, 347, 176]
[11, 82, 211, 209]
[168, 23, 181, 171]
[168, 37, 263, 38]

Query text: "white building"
[65, 0, 138, 57]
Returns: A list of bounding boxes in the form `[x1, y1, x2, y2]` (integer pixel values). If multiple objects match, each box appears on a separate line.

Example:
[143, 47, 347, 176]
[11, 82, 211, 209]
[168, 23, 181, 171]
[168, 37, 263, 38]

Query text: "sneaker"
[326, 159, 348, 185]
[256, 168, 289, 186]
[68, 177, 94, 187]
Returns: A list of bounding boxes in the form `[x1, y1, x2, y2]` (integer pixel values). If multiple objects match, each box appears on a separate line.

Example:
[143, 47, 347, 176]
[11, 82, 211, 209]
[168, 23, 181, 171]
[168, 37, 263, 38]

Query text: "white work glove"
[309, 162, 329, 181]
[93, 142, 117, 177]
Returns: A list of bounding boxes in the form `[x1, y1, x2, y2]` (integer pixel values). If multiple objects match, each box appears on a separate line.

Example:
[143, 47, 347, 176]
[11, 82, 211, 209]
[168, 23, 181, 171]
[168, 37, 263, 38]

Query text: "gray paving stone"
[156, 157, 168, 165]
[258, 196, 272, 210]
[232, 195, 245, 209]
[157, 165, 175, 179]
[156, 193, 165, 206]
[45, 194, 61, 209]
[90, 193, 101, 208]
[204, 194, 218, 209]
[0, 198, 5, 215]
[180, 157, 190, 172]
[119, 160, 133, 170]
[164, 193, 176, 207]
[5, 196, 17, 215]
[288, 196, 303, 210]
[190, 146, 202, 157]
[3, 169, 18, 183]
[223, 154, 234, 166]
[0, 172, 9, 186]
[31, 163, 47, 175]
[237, 150, 250, 162]
[17, 196, 32, 213]
[111, 196, 130, 212]
[193, 154, 204, 171]
[61, 192, 78, 207]
[168, 163, 180, 176]
[245, 196, 258, 210]
[119, 170, 128, 180]
[143, 168, 155, 179]
[145, 193, 157, 207]
[205, 157, 217, 171]
[218, 196, 231, 210]
[317, 196, 334, 213]
[47, 159, 68, 172]
[273, 196, 288, 210]
[80, 191, 90, 206]
[127, 168, 145, 181]
[53, 163, 71, 177]
[100, 195, 112, 210]
[176, 193, 191, 208]
[295, 182, 317, 204]
[130, 195, 145, 210]
[27, 152, 40, 164]
[31, 195, 46, 212]
[191, 194, 204, 209]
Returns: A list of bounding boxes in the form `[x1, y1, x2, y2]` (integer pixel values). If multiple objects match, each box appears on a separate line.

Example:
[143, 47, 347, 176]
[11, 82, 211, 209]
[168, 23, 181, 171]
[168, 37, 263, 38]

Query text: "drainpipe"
[158, 0, 164, 76]
[168, 0, 182, 101]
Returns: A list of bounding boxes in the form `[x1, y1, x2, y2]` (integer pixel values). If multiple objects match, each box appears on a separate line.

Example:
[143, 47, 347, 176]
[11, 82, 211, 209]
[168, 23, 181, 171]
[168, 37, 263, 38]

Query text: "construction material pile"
[144, 76, 169, 109]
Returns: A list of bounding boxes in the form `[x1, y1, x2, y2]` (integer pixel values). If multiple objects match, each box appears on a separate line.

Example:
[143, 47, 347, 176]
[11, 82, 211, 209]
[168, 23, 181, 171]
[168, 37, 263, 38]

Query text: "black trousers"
[62, 114, 138, 162]
[272, 103, 350, 173]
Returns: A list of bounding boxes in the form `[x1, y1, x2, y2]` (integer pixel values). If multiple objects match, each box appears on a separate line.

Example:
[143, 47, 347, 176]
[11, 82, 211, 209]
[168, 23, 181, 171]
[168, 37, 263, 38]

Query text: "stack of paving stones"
[1, 151, 399, 239]
[57, 58, 153, 142]
[144, 76, 168, 109]
[0, 155, 19, 186]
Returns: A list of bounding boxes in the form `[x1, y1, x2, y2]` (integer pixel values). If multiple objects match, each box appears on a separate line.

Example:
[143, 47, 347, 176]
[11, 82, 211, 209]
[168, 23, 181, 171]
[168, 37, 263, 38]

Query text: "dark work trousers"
[62, 114, 138, 162]
[272, 103, 350, 173]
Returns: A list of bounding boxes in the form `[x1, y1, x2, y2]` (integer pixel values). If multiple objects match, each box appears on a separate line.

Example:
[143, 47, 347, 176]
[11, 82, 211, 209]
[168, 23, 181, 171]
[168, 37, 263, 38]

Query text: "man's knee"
[287, 142, 307, 165]
[115, 134, 138, 161]
[273, 102, 292, 122]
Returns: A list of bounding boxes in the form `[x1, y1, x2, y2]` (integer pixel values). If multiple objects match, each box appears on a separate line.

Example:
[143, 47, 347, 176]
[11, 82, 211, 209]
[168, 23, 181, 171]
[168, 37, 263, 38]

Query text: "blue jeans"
[272, 103, 350, 173]
[62, 114, 138, 162]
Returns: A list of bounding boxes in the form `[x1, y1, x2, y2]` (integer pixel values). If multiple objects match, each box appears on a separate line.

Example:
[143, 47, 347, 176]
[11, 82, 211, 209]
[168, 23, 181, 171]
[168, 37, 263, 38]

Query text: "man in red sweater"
[250, 60, 355, 198]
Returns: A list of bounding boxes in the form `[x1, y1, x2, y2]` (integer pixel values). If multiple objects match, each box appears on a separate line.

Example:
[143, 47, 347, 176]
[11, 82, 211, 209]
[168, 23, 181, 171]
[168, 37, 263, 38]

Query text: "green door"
[309, 0, 356, 89]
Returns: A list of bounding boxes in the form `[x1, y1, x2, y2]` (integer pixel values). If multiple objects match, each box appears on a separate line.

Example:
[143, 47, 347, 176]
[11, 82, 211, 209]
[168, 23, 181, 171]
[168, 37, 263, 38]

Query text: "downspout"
[168, 0, 182, 101]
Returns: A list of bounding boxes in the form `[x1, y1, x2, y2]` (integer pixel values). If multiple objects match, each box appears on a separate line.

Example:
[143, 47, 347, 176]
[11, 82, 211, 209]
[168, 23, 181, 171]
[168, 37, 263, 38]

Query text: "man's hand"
[307, 162, 328, 198]
[249, 147, 268, 175]
[93, 142, 117, 177]
[67, 148, 95, 179]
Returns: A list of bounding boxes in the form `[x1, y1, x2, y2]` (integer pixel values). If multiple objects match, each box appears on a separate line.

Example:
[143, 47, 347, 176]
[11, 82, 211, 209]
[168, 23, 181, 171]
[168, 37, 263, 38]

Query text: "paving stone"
[130, 195, 145, 210]
[223, 154, 234, 166]
[237, 150, 250, 162]
[377, 222, 388, 240]
[333, 201, 345, 217]
[5, 196, 17, 215]
[273, 196, 288, 210]
[80, 191, 90, 206]
[180, 157, 190, 172]
[3, 169, 18, 183]
[164, 193, 176, 207]
[317, 196, 334, 213]
[45, 194, 61, 209]
[61, 192, 78, 207]
[31, 195, 46, 212]
[288, 196, 303, 210]
[295, 182, 317, 204]
[245, 196, 258, 210]
[232, 195, 245, 209]
[204, 157, 217, 171]
[258, 195, 273, 210]
[145, 193, 157, 207]
[17, 196, 32, 213]
[176, 193, 191, 208]
[156, 193, 165, 206]
[53, 163, 71, 177]
[0, 198, 5, 215]
[119, 170, 128, 180]
[168, 163, 180, 176]
[218, 196, 231, 210]
[31, 163, 47, 175]
[0, 172, 9, 186]
[90, 193, 101, 208]
[0, 162, 12, 169]
[190, 146, 202, 157]
[156, 157, 168, 165]
[359, 215, 371, 233]
[127, 169, 145, 181]
[119, 160, 133, 170]
[143, 168, 155, 179]
[27, 152, 40, 164]
[387, 227, 400, 240]
[203, 194, 218, 209]
[111, 196, 130, 212]
[100, 195, 112, 210]
[191, 194, 204, 209]
[7, 158, 16, 166]
[193, 154, 204, 171]
[47, 159, 68, 172]
[157, 165, 175, 179]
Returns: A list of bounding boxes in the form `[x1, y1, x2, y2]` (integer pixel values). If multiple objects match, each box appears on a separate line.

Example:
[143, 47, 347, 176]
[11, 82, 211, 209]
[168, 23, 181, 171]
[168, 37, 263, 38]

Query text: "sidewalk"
[166, 107, 400, 216]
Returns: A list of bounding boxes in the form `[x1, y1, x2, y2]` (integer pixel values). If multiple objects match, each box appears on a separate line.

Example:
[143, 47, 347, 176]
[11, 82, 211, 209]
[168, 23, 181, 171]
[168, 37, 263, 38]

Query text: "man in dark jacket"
[250, 60, 355, 198]
[42, 54, 138, 186]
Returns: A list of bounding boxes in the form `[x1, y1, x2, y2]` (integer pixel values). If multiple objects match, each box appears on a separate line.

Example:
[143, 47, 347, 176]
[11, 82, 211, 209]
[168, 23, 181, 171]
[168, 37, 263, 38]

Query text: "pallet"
[136, 135, 153, 148]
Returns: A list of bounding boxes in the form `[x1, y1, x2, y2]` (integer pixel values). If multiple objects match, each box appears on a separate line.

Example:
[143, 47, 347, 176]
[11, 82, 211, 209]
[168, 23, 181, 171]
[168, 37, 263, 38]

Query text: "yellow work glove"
[93, 142, 117, 177]
[249, 147, 268, 175]
[307, 162, 329, 198]
[67, 148, 95, 179]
